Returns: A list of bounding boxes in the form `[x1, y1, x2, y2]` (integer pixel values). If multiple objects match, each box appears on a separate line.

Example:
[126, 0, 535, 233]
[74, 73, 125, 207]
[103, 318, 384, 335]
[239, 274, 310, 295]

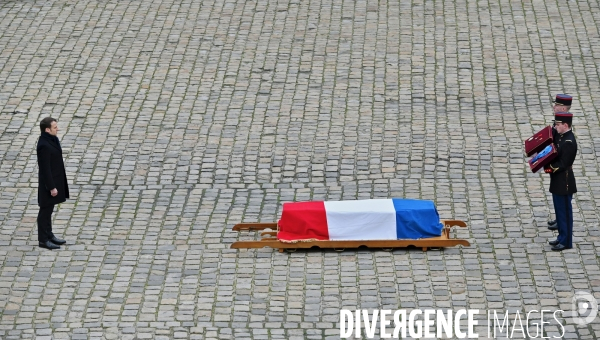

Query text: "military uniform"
[544, 112, 577, 251]
[547, 130, 577, 195]
[547, 94, 572, 229]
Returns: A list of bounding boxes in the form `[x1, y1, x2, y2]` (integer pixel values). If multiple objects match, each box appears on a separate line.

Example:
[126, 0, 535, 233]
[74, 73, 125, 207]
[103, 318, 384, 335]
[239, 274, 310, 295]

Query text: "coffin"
[529, 144, 558, 173]
[525, 126, 554, 157]
[277, 199, 444, 242]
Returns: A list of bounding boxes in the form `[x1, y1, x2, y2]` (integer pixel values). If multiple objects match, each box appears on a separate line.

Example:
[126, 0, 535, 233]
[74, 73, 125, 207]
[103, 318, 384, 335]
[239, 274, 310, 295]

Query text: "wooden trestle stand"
[231, 220, 470, 252]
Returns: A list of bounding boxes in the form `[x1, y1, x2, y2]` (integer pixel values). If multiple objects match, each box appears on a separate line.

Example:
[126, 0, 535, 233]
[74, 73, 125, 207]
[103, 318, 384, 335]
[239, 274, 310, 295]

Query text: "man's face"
[45, 121, 59, 136]
[553, 104, 570, 113]
[555, 122, 569, 134]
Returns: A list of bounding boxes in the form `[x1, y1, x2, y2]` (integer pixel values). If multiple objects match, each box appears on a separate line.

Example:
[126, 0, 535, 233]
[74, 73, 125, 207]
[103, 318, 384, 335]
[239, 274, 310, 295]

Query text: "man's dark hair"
[40, 117, 56, 133]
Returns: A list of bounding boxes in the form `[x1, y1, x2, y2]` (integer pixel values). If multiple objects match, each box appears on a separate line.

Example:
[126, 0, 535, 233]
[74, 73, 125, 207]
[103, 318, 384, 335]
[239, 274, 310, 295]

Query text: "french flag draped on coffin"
[277, 199, 443, 241]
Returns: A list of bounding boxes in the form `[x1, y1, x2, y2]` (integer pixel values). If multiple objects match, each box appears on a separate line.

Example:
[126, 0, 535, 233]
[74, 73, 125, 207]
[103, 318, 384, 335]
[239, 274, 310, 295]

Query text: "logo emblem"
[571, 291, 598, 326]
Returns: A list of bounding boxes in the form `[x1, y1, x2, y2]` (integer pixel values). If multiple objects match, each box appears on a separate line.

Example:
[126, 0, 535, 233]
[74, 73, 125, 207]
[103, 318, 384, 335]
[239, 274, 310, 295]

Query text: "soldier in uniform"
[547, 94, 572, 230]
[544, 111, 577, 251]
[552, 94, 572, 114]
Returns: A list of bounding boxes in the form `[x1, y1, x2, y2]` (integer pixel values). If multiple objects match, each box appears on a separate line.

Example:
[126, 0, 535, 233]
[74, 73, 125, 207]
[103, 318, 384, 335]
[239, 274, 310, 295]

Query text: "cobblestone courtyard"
[1, 0, 600, 338]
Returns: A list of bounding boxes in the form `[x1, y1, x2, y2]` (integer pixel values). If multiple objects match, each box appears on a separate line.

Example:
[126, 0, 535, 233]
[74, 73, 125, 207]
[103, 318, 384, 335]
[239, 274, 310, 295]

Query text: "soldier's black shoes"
[548, 220, 557, 226]
[39, 241, 60, 250]
[50, 236, 66, 245]
[551, 244, 571, 251]
[548, 240, 560, 246]
[548, 224, 558, 231]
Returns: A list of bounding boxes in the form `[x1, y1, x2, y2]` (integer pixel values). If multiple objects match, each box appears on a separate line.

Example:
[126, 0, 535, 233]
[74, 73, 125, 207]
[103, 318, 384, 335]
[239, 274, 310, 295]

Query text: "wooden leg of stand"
[441, 220, 467, 228]
[422, 247, 428, 251]
[233, 223, 278, 231]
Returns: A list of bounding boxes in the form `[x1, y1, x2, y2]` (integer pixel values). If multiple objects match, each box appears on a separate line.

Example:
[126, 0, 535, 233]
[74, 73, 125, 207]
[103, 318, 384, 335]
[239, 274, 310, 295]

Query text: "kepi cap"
[554, 112, 573, 125]
[554, 94, 572, 106]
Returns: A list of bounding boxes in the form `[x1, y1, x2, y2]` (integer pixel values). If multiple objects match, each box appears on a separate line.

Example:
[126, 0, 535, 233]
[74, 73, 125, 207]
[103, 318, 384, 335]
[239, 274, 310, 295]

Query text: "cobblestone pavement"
[1, 0, 600, 338]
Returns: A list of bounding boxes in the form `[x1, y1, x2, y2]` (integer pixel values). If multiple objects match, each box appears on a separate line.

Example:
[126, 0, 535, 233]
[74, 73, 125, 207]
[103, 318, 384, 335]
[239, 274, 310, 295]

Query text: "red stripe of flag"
[277, 201, 329, 241]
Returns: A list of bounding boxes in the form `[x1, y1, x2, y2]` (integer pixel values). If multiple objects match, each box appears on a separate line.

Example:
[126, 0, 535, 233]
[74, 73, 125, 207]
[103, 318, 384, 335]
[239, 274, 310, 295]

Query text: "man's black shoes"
[38, 236, 66, 249]
[39, 241, 60, 250]
[50, 236, 66, 245]
[548, 240, 560, 246]
[551, 244, 571, 251]
[547, 220, 558, 230]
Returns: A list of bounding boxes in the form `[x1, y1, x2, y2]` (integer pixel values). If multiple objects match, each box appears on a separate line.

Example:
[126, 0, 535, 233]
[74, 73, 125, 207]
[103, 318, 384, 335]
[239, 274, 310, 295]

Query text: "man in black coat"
[544, 112, 577, 251]
[37, 117, 69, 250]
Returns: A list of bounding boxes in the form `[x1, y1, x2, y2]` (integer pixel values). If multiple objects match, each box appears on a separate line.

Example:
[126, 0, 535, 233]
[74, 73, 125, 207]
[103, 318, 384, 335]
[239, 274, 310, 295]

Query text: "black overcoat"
[37, 132, 69, 207]
[548, 130, 577, 195]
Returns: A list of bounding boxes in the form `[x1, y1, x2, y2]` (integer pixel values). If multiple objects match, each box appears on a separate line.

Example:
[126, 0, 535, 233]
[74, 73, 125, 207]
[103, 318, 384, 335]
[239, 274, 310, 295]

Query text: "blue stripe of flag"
[392, 199, 443, 239]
